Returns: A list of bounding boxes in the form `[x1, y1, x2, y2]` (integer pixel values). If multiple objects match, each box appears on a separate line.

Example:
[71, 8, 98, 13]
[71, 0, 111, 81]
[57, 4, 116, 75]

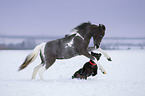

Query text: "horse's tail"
[18, 43, 46, 71]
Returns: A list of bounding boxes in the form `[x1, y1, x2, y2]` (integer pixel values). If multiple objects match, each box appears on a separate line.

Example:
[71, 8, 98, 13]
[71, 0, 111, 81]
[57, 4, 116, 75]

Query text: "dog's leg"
[38, 64, 46, 81]
[97, 47, 112, 61]
[32, 64, 42, 80]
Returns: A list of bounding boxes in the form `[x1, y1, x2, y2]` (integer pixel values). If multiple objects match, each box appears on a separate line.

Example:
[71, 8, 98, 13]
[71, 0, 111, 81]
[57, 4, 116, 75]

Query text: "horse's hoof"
[72, 76, 74, 79]
[107, 58, 112, 61]
[85, 77, 87, 80]
[102, 72, 107, 74]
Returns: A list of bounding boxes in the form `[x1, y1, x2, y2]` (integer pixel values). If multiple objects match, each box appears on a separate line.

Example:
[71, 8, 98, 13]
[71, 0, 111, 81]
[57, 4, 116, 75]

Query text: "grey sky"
[0, 0, 145, 37]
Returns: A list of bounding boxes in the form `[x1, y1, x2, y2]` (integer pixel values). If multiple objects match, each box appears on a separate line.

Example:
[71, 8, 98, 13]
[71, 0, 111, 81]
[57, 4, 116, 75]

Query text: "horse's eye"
[100, 33, 104, 38]
[100, 35, 103, 38]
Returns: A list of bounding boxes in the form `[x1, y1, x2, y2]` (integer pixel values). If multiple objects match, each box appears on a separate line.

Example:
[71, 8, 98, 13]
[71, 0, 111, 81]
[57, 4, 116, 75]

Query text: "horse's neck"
[83, 37, 91, 48]
[78, 33, 91, 49]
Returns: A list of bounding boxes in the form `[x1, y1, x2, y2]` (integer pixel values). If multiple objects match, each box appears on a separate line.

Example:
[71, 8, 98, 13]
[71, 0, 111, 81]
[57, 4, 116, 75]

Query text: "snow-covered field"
[0, 50, 145, 96]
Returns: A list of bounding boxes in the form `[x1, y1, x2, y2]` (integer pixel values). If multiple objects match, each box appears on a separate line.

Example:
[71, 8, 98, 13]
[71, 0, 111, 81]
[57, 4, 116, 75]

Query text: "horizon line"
[0, 35, 145, 40]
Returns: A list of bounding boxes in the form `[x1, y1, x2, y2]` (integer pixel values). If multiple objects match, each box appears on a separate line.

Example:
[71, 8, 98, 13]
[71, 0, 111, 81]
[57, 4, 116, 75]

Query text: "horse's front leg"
[97, 47, 112, 61]
[82, 51, 95, 60]
[95, 60, 107, 74]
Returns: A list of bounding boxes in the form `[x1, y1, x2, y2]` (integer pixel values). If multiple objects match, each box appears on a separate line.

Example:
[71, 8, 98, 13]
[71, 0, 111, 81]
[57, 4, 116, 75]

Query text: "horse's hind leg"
[38, 57, 56, 80]
[32, 50, 45, 80]
[32, 64, 42, 80]
[38, 64, 46, 80]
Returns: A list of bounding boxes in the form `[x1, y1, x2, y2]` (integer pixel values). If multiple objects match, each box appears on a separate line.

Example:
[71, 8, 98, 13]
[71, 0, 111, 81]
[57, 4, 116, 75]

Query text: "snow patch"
[0, 50, 145, 96]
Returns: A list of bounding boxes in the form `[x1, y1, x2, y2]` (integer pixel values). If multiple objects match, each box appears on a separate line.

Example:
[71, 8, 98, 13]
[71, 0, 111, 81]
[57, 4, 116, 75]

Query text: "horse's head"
[91, 24, 106, 48]
[74, 22, 105, 49]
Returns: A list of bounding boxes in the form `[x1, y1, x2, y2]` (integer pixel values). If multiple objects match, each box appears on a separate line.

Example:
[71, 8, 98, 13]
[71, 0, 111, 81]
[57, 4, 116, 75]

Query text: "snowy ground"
[0, 50, 145, 96]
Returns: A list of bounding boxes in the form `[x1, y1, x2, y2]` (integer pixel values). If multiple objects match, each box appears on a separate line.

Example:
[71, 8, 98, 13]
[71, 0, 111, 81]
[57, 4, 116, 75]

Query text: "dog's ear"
[91, 52, 102, 61]
[97, 57, 100, 61]
[99, 53, 102, 55]
[99, 53, 102, 57]
[96, 53, 101, 61]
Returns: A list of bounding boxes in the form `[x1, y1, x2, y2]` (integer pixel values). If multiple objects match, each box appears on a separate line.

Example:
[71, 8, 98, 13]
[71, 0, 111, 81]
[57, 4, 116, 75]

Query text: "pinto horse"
[18, 22, 111, 80]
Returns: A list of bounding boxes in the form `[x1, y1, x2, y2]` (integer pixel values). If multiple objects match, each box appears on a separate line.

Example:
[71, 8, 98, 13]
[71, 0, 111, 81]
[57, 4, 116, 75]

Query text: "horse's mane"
[74, 22, 105, 31]
[74, 22, 91, 30]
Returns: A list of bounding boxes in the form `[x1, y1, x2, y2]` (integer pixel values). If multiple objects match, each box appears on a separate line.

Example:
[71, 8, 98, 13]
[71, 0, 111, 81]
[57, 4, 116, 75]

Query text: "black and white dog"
[72, 52, 102, 80]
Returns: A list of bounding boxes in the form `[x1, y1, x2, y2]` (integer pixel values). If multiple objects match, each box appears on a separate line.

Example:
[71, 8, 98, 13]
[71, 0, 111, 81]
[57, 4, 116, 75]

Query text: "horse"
[18, 22, 111, 80]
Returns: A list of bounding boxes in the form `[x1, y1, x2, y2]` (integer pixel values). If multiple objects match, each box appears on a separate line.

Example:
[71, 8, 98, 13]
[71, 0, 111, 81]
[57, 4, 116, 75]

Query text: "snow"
[0, 50, 145, 96]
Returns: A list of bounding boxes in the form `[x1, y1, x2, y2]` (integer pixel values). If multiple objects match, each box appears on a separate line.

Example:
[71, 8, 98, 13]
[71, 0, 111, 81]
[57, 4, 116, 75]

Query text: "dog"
[72, 52, 102, 80]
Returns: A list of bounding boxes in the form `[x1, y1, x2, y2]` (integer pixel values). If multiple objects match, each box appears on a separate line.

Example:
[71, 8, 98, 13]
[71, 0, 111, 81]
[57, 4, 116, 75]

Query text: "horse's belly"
[45, 40, 78, 59]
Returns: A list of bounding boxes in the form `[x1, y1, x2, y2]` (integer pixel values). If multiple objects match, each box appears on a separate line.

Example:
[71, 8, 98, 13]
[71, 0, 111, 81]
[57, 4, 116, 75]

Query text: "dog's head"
[91, 52, 102, 61]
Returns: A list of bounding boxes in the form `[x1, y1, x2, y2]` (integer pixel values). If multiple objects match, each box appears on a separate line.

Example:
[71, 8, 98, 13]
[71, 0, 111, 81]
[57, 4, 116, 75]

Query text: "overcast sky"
[0, 0, 145, 38]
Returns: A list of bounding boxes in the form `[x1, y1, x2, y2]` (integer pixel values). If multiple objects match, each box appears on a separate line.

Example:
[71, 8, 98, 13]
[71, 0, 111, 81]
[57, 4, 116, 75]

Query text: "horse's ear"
[99, 24, 106, 31]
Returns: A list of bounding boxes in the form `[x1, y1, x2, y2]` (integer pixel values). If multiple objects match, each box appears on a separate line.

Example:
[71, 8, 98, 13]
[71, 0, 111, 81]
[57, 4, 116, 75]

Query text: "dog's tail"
[18, 43, 46, 71]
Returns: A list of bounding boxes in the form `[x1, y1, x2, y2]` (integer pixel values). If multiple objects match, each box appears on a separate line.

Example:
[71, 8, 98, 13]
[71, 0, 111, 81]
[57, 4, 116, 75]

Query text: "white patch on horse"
[40, 43, 46, 58]
[38, 64, 46, 80]
[65, 33, 84, 48]
[69, 31, 77, 35]
[65, 39, 74, 48]
[75, 33, 84, 40]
